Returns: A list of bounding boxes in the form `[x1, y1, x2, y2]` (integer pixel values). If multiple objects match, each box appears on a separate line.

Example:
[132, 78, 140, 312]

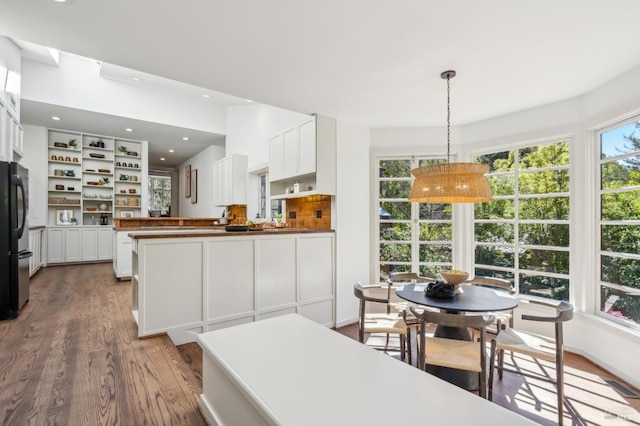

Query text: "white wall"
[20, 124, 47, 227]
[178, 145, 226, 218]
[21, 54, 228, 134]
[335, 121, 371, 326]
[369, 62, 640, 389]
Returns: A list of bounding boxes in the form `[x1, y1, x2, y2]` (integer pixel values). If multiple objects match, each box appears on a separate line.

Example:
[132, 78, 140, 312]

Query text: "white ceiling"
[2, 0, 640, 157]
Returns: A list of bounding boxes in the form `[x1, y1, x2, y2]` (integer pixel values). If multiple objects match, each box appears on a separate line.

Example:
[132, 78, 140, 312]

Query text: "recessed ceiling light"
[168, 149, 174, 153]
[52, 0, 75, 3]
[51, 116, 61, 121]
[202, 94, 210, 98]
[131, 77, 143, 82]
[183, 137, 189, 141]
[160, 157, 166, 161]
[125, 128, 133, 132]
[246, 99, 254, 103]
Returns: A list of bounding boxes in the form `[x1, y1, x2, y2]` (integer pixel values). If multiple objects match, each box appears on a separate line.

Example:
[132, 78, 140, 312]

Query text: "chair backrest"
[521, 300, 574, 323]
[410, 306, 495, 331]
[467, 276, 515, 294]
[386, 273, 435, 306]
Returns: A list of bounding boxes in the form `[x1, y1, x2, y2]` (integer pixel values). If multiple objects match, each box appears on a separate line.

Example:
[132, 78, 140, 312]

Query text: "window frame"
[472, 138, 572, 300]
[595, 116, 640, 331]
[375, 155, 455, 283]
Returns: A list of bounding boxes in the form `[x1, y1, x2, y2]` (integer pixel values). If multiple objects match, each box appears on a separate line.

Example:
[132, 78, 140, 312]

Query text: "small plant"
[70, 217, 78, 224]
[102, 177, 110, 185]
[274, 212, 283, 223]
[118, 145, 128, 153]
[68, 139, 77, 148]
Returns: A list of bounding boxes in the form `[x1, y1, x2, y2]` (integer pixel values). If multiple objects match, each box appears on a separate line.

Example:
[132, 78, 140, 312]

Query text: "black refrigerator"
[0, 161, 31, 320]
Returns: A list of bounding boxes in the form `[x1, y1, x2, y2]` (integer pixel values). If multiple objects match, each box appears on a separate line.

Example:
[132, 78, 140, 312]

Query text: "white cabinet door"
[298, 119, 316, 175]
[10, 119, 22, 157]
[282, 127, 299, 178]
[29, 229, 42, 275]
[65, 228, 82, 262]
[81, 228, 98, 261]
[213, 155, 248, 206]
[115, 231, 132, 278]
[47, 228, 65, 264]
[269, 134, 284, 180]
[0, 104, 6, 162]
[98, 228, 113, 260]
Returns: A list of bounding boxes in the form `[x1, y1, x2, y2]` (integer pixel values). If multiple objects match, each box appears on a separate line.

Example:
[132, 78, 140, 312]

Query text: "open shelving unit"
[47, 129, 148, 226]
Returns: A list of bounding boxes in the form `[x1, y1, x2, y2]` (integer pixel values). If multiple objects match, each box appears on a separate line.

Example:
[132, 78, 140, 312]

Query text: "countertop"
[128, 228, 334, 239]
[197, 314, 535, 425]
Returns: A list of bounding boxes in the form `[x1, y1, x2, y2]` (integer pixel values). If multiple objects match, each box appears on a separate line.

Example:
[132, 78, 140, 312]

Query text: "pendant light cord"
[446, 73, 451, 163]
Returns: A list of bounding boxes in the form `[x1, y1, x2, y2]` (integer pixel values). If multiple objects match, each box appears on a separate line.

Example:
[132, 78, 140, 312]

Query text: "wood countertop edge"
[128, 229, 335, 239]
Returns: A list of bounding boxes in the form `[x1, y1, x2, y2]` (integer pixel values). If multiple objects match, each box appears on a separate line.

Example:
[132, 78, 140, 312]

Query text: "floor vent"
[604, 379, 640, 399]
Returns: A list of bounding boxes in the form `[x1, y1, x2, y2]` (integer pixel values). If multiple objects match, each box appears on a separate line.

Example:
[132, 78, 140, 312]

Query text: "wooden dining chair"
[353, 282, 410, 362]
[410, 306, 495, 398]
[466, 276, 516, 334]
[386, 272, 436, 364]
[488, 300, 574, 425]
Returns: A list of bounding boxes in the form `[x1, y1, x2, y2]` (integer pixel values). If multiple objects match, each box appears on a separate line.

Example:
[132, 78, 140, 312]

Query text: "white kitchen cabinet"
[132, 231, 335, 344]
[46, 228, 65, 263]
[269, 115, 336, 200]
[268, 134, 284, 181]
[28, 228, 44, 276]
[212, 154, 248, 206]
[298, 118, 316, 175]
[113, 230, 132, 278]
[282, 127, 299, 178]
[65, 227, 82, 262]
[47, 226, 113, 264]
[81, 227, 98, 261]
[98, 228, 113, 260]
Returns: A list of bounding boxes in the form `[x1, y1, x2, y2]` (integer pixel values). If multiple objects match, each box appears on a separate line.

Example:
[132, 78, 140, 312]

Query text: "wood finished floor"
[1, 263, 639, 425]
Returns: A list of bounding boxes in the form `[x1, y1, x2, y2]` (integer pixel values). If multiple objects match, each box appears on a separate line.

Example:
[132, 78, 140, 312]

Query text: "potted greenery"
[102, 177, 110, 185]
[70, 217, 78, 225]
[274, 212, 284, 227]
[68, 139, 77, 149]
[118, 145, 128, 153]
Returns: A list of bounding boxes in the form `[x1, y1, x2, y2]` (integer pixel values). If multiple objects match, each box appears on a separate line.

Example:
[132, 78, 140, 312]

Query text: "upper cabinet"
[0, 101, 22, 161]
[213, 154, 248, 206]
[269, 115, 336, 200]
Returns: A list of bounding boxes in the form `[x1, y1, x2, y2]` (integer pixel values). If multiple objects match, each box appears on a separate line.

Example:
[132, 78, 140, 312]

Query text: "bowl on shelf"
[89, 153, 105, 159]
[54, 142, 68, 148]
[98, 203, 108, 211]
[86, 207, 97, 211]
[98, 169, 111, 173]
[99, 193, 112, 199]
[85, 169, 95, 172]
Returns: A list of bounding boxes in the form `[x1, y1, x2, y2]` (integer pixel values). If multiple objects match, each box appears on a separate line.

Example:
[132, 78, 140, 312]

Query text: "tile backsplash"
[285, 195, 332, 229]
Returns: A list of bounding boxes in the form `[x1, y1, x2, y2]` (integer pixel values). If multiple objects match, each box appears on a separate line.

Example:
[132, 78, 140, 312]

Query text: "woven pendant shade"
[408, 70, 493, 204]
[408, 162, 492, 203]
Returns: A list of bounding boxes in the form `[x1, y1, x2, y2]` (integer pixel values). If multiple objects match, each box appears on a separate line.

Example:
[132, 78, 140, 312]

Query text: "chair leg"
[488, 338, 496, 401]
[407, 327, 412, 365]
[557, 358, 565, 425]
[498, 347, 504, 380]
[400, 333, 406, 361]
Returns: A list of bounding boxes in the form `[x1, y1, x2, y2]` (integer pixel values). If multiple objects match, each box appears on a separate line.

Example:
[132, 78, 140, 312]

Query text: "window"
[597, 119, 640, 328]
[376, 157, 453, 282]
[148, 174, 171, 214]
[473, 141, 570, 300]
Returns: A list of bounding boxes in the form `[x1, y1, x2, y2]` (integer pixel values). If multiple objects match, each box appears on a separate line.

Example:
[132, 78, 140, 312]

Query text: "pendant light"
[408, 70, 493, 203]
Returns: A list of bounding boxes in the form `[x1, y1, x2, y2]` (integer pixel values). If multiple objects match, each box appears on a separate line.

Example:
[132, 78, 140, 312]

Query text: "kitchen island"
[128, 227, 335, 345]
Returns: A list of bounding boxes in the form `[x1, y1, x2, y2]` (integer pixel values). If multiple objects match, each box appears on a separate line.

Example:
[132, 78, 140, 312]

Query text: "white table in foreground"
[197, 314, 536, 426]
